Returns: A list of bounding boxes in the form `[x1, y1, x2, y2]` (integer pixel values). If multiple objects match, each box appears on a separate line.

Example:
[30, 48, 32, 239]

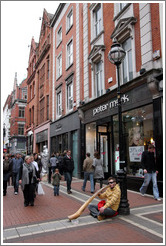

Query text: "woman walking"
[93, 152, 104, 190]
[19, 155, 37, 207]
[3, 154, 12, 196]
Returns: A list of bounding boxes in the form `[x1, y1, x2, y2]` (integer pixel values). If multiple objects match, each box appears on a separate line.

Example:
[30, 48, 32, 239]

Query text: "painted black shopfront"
[50, 111, 81, 178]
[79, 69, 163, 196]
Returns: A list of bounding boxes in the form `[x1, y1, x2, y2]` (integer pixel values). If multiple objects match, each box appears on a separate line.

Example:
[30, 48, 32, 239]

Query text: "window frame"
[66, 81, 73, 112]
[66, 38, 73, 69]
[66, 7, 73, 33]
[19, 107, 25, 118]
[56, 91, 62, 117]
[95, 60, 104, 97]
[56, 52, 62, 79]
[57, 26, 62, 47]
[94, 4, 102, 38]
[18, 123, 25, 135]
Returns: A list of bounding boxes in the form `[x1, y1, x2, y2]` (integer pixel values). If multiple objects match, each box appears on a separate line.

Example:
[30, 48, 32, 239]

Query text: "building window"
[57, 91, 62, 117]
[122, 38, 133, 83]
[94, 4, 102, 37]
[67, 82, 73, 111]
[40, 98, 45, 124]
[22, 88, 27, 100]
[33, 82, 35, 97]
[29, 109, 31, 125]
[19, 107, 25, 118]
[66, 39, 73, 69]
[18, 124, 24, 135]
[47, 58, 50, 79]
[66, 8, 73, 33]
[40, 64, 45, 86]
[46, 95, 49, 120]
[57, 26, 62, 46]
[95, 60, 103, 97]
[56, 53, 62, 79]
[32, 106, 34, 124]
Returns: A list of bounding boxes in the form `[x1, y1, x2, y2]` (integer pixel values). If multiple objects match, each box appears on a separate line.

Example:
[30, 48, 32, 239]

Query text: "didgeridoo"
[68, 184, 109, 221]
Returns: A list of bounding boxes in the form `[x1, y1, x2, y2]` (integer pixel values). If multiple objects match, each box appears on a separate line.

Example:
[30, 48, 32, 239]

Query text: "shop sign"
[93, 94, 129, 116]
[129, 146, 144, 162]
[55, 123, 62, 132]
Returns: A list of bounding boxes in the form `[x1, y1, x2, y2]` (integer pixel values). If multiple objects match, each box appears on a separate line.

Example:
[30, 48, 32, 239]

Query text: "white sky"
[1, 1, 60, 107]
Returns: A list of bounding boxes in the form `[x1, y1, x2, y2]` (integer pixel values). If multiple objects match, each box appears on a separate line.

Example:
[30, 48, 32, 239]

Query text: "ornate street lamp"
[108, 40, 130, 215]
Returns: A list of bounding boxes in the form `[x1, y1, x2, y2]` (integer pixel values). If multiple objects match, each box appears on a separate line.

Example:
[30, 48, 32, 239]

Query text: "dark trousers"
[88, 204, 116, 218]
[13, 172, 20, 192]
[3, 180, 7, 195]
[64, 172, 72, 191]
[48, 167, 52, 183]
[23, 184, 35, 205]
[94, 178, 103, 189]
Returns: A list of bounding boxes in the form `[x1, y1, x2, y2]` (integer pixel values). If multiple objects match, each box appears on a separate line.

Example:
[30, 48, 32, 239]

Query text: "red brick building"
[50, 3, 163, 196]
[9, 73, 27, 154]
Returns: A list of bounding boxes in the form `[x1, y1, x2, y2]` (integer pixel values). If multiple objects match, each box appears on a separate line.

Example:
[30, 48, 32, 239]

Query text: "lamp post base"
[117, 169, 130, 215]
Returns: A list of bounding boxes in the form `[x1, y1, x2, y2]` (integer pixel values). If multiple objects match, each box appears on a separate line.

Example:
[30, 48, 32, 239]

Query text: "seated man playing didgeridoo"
[88, 177, 121, 221]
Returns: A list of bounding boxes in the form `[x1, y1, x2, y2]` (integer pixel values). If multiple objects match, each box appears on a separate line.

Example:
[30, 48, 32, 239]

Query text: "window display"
[113, 104, 153, 177]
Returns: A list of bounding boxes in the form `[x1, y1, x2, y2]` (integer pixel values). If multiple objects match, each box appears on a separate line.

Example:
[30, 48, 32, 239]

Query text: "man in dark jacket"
[11, 153, 23, 194]
[139, 144, 161, 201]
[62, 150, 74, 194]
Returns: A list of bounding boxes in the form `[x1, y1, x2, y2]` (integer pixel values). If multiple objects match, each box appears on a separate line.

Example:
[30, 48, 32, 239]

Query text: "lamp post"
[108, 40, 130, 215]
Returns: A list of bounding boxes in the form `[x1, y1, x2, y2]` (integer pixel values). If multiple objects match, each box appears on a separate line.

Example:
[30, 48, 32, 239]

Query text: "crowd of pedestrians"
[3, 144, 161, 211]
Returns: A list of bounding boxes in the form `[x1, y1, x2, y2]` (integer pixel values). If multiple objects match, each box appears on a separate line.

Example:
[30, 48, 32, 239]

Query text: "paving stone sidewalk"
[3, 177, 164, 244]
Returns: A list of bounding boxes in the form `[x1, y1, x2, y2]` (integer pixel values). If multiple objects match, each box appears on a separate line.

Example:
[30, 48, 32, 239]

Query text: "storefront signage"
[129, 146, 144, 162]
[93, 94, 129, 116]
[55, 123, 62, 132]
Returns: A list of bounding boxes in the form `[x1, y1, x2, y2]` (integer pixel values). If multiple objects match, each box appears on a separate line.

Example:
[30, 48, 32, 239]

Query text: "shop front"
[33, 121, 51, 154]
[50, 111, 81, 178]
[79, 69, 163, 195]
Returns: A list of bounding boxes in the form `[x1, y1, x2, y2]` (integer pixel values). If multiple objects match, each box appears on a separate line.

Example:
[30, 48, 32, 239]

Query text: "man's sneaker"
[97, 215, 105, 221]
[155, 198, 162, 201]
[14, 192, 18, 195]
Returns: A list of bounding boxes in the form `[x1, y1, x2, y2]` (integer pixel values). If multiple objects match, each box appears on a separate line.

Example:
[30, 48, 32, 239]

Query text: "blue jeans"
[82, 172, 94, 192]
[140, 172, 159, 199]
[13, 172, 19, 192]
[64, 172, 72, 192]
[54, 185, 60, 195]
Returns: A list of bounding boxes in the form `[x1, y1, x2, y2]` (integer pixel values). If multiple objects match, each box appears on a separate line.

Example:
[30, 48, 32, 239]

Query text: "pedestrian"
[88, 177, 121, 221]
[93, 152, 104, 190]
[11, 152, 23, 194]
[52, 168, 62, 196]
[82, 153, 94, 193]
[139, 144, 161, 201]
[62, 150, 74, 194]
[50, 153, 59, 174]
[31, 155, 41, 196]
[57, 152, 64, 175]
[3, 154, 12, 196]
[19, 155, 37, 207]
[34, 153, 42, 175]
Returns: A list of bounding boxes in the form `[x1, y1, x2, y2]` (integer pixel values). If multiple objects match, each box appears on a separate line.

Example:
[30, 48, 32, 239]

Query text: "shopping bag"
[37, 182, 45, 195]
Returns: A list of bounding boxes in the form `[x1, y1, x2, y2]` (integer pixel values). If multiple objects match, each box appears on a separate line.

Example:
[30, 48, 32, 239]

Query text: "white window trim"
[56, 25, 62, 48]
[66, 82, 73, 113]
[90, 3, 104, 43]
[66, 38, 73, 70]
[56, 52, 62, 80]
[56, 91, 62, 118]
[66, 7, 73, 33]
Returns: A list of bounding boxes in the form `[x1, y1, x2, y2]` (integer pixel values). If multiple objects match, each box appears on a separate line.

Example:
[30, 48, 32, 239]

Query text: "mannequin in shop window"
[40, 145, 49, 176]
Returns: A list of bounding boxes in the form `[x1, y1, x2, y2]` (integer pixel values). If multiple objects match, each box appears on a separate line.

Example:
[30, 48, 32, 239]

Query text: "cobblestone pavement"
[2, 177, 164, 244]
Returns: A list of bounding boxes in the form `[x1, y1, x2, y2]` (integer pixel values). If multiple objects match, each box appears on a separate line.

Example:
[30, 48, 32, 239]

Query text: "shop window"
[62, 133, 68, 152]
[113, 104, 153, 177]
[86, 123, 96, 155]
